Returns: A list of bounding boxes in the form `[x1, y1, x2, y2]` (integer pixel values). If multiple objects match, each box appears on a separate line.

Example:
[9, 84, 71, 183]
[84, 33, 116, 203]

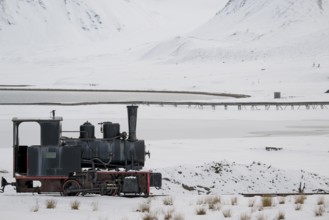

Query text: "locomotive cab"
[10, 117, 82, 193]
[13, 117, 63, 176]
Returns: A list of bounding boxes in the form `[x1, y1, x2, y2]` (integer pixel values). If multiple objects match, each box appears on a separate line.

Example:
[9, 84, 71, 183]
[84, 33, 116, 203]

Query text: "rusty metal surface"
[15, 176, 68, 193]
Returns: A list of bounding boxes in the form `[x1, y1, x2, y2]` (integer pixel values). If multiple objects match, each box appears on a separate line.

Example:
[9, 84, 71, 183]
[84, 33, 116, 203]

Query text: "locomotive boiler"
[1, 106, 162, 196]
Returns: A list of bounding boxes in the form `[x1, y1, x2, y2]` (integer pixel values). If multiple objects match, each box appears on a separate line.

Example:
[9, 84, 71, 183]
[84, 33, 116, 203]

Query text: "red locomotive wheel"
[62, 179, 81, 196]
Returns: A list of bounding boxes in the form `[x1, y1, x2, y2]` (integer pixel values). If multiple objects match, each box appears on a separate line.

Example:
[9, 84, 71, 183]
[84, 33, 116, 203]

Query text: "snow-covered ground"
[1, 0, 329, 219]
[0, 192, 328, 220]
[0, 105, 328, 219]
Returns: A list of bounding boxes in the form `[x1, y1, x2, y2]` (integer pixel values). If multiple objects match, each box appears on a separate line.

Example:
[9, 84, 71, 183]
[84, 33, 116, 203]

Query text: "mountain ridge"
[143, 0, 329, 63]
[0, 0, 162, 46]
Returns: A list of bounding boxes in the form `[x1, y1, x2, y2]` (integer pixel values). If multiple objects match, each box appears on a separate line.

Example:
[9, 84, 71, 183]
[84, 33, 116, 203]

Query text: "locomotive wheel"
[62, 179, 81, 196]
[102, 181, 120, 196]
[107, 184, 121, 196]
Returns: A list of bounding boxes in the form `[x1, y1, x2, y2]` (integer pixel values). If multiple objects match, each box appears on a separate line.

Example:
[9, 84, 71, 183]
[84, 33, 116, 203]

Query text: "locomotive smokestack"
[127, 105, 138, 141]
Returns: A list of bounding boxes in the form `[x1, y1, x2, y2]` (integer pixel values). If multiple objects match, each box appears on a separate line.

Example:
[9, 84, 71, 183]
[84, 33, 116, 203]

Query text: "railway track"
[241, 192, 329, 197]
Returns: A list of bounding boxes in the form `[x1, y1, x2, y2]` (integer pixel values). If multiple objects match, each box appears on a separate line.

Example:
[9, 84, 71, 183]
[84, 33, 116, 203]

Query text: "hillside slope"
[0, 0, 164, 47]
[0, 0, 328, 97]
[144, 0, 329, 63]
[0, 0, 227, 49]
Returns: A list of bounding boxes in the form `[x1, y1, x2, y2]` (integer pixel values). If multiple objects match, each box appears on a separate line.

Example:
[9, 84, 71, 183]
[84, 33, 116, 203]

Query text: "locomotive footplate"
[6, 171, 161, 196]
[14, 176, 68, 193]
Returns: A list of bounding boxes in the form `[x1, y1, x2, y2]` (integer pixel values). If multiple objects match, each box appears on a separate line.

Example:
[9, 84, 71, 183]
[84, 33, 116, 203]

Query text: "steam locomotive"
[1, 106, 161, 196]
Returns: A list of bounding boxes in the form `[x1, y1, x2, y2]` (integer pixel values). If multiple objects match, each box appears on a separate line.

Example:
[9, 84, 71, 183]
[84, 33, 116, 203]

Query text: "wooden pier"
[1, 100, 329, 111]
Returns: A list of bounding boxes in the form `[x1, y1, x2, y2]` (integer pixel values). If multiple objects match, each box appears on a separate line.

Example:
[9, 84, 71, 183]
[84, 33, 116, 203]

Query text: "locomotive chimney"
[127, 105, 138, 141]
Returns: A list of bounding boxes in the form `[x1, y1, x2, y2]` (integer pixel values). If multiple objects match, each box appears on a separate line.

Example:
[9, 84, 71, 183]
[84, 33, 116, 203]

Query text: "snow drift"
[144, 0, 329, 63]
[156, 161, 329, 195]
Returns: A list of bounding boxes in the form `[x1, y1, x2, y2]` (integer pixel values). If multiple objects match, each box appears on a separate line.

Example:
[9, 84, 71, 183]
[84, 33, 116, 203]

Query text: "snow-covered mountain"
[144, 0, 329, 63]
[0, 0, 328, 97]
[0, 0, 165, 47]
[0, 0, 226, 49]
[3, 0, 327, 63]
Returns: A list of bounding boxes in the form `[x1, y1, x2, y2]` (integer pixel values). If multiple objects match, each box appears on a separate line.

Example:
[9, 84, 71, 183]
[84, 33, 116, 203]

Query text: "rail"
[241, 192, 329, 197]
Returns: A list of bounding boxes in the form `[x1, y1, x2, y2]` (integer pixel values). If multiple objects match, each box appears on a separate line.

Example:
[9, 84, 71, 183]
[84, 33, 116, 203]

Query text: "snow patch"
[156, 161, 329, 195]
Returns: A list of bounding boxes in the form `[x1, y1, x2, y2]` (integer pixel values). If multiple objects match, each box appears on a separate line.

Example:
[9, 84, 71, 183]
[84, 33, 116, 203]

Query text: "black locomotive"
[1, 106, 161, 196]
